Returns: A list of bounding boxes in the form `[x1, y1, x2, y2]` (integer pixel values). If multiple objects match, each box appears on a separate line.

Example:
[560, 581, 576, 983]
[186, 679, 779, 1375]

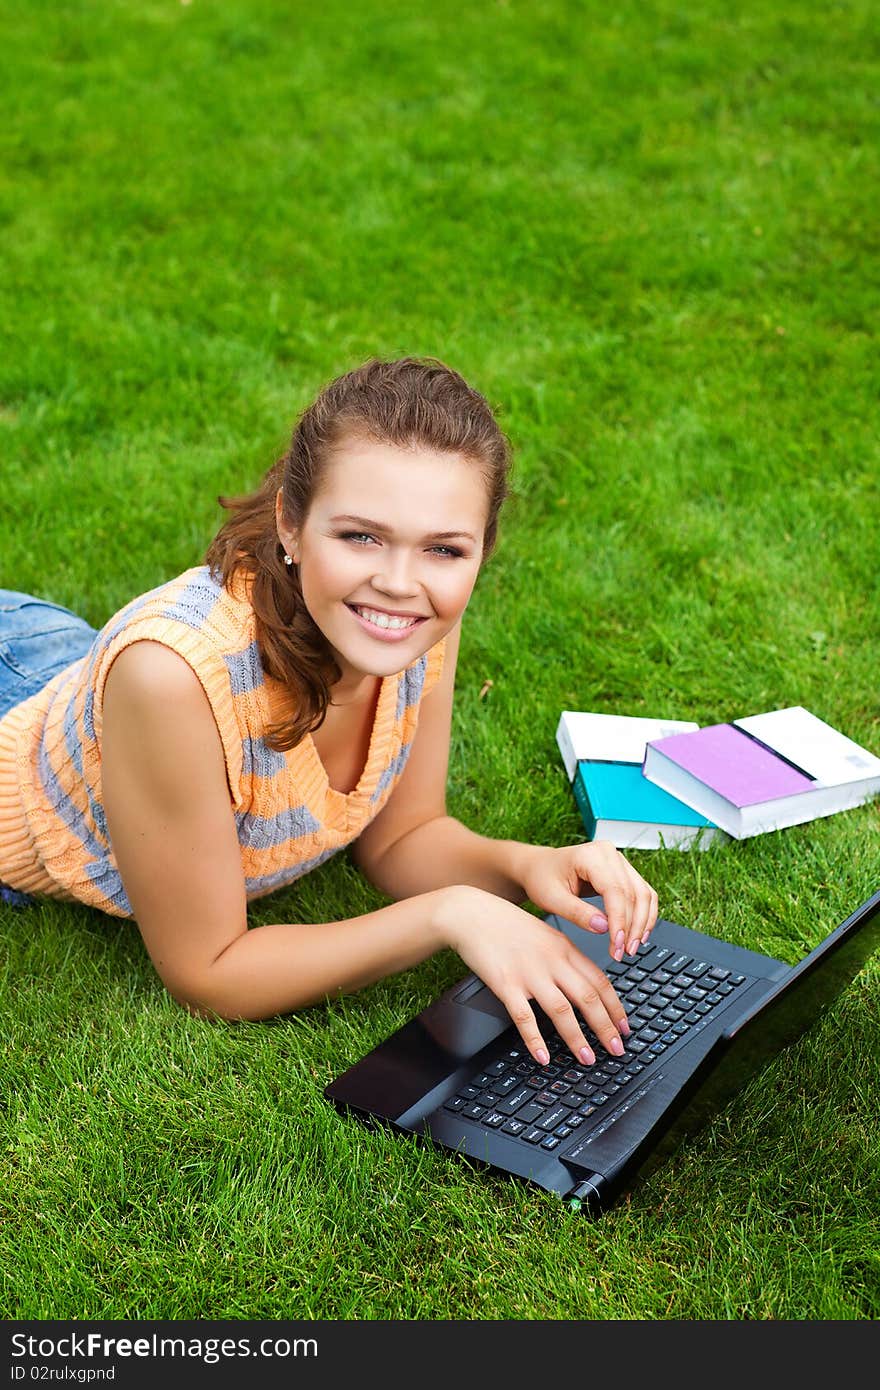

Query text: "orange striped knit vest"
[0, 567, 445, 917]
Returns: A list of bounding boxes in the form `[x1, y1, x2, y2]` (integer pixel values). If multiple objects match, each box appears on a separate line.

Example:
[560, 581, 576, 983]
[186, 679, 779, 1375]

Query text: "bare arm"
[357, 814, 540, 902]
[351, 625, 658, 959]
[101, 642, 449, 1021]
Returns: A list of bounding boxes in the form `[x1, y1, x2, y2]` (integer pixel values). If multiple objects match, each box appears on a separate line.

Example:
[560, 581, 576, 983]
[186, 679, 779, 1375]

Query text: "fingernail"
[627, 939, 639, 957]
[618, 1017, 631, 1037]
[536, 1048, 549, 1066]
[590, 913, 609, 932]
[579, 1045, 595, 1065]
[609, 1037, 625, 1056]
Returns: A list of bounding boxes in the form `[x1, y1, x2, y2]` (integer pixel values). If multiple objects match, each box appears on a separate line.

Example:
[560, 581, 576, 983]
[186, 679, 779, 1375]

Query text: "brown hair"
[205, 356, 513, 750]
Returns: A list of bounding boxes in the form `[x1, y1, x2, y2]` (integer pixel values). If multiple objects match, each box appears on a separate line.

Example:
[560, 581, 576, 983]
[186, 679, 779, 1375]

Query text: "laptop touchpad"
[454, 977, 510, 1022]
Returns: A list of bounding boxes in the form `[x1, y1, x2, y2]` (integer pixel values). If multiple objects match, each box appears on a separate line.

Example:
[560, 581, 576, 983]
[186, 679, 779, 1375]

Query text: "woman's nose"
[371, 548, 419, 595]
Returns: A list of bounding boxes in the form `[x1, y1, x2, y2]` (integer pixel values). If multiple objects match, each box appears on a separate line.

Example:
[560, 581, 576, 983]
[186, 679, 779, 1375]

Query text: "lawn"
[1, 0, 878, 1321]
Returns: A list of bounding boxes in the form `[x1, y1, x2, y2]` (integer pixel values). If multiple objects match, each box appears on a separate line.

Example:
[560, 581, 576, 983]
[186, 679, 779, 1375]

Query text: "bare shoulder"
[102, 641, 226, 806]
[104, 639, 207, 708]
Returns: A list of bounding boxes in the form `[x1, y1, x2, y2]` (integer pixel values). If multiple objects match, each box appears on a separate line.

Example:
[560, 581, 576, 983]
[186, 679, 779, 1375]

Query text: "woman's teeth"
[353, 606, 420, 631]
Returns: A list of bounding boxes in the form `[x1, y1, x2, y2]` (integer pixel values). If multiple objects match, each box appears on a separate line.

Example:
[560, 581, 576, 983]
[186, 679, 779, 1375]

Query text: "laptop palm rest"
[324, 997, 510, 1124]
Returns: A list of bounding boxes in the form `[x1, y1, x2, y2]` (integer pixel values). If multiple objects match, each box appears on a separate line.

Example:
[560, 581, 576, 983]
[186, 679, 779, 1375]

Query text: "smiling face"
[276, 436, 488, 693]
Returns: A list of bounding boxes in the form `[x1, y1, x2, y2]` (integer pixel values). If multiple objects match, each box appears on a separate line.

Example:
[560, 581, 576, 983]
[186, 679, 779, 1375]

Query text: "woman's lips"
[346, 604, 428, 643]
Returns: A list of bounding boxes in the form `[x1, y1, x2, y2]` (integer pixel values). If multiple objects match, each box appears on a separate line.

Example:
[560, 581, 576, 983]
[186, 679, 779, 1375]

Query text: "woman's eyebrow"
[329, 513, 478, 543]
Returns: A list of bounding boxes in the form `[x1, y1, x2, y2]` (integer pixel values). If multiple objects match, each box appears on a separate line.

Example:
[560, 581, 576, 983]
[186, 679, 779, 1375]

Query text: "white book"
[556, 710, 700, 782]
[642, 706, 880, 840]
[734, 706, 880, 787]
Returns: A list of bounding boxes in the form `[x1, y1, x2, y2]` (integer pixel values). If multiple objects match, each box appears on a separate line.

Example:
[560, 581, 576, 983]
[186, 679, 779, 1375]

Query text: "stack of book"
[557, 706, 880, 849]
[556, 711, 726, 850]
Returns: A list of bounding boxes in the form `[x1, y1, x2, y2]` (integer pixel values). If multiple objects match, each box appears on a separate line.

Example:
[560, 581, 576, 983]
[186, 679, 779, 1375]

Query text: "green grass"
[2, 0, 878, 1321]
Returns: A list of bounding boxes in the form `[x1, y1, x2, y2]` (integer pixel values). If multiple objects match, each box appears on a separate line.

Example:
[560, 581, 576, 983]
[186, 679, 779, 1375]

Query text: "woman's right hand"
[435, 885, 630, 1070]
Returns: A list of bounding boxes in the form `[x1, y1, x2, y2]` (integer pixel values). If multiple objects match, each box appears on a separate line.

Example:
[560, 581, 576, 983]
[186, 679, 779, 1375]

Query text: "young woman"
[0, 356, 657, 1069]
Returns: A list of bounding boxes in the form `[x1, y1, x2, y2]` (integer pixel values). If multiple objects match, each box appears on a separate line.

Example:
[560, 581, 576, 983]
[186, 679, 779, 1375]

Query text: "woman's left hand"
[518, 841, 659, 962]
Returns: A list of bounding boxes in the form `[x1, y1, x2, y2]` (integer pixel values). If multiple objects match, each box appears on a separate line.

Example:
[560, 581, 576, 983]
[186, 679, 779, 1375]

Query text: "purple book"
[650, 723, 814, 807]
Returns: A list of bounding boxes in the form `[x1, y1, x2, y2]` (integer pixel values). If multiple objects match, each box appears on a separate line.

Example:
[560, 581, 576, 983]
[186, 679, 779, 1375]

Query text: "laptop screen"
[633, 889, 880, 1181]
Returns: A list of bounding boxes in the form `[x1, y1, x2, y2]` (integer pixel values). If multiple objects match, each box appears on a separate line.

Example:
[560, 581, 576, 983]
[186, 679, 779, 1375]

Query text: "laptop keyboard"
[439, 940, 750, 1154]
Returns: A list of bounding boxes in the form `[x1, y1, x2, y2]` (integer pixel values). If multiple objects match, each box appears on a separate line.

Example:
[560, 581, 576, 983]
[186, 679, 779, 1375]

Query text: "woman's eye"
[339, 532, 463, 558]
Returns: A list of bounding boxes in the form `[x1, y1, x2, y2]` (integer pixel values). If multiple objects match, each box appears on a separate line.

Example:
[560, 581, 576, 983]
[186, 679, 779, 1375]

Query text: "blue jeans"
[0, 591, 97, 907]
[0, 590, 97, 721]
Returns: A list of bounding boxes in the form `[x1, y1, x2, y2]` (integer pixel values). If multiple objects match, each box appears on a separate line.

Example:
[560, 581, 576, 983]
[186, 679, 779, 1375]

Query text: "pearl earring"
[283, 554, 293, 566]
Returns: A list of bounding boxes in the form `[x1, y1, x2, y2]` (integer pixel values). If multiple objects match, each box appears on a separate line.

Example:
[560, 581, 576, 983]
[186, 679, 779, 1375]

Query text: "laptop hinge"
[566, 1173, 608, 1215]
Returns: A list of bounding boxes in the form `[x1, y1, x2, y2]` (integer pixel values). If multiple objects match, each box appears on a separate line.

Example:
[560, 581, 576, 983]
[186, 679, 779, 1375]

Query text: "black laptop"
[324, 889, 880, 1214]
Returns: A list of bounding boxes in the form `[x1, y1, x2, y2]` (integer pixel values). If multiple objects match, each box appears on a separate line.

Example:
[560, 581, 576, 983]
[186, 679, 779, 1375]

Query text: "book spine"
[556, 714, 578, 782]
[572, 766, 597, 840]
[642, 746, 744, 838]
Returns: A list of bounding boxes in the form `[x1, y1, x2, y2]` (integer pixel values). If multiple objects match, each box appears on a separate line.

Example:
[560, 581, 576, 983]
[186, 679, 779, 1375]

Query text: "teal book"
[572, 760, 726, 851]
